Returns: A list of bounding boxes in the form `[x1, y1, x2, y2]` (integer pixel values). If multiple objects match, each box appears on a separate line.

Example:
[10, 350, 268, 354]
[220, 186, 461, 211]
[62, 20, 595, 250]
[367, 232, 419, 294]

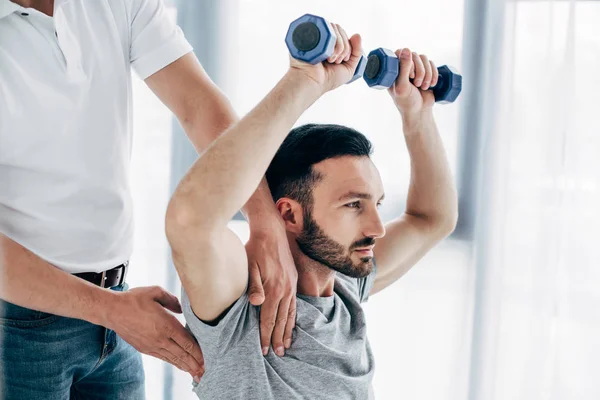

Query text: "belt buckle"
[100, 270, 107, 288]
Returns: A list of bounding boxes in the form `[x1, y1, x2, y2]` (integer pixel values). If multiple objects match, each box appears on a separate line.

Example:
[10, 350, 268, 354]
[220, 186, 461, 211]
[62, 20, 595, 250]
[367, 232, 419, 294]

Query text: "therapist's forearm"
[179, 86, 238, 154]
[0, 234, 116, 325]
[240, 177, 280, 227]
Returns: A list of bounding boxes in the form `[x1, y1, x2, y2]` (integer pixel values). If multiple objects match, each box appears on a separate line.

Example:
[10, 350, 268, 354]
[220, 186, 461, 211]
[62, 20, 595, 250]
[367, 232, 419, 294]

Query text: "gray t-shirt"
[182, 266, 377, 400]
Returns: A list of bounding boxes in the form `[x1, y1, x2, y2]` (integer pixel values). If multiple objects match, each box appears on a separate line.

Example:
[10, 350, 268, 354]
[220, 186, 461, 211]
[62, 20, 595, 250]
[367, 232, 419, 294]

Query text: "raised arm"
[372, 48, 459, 295]
[164, 35, 364, 322]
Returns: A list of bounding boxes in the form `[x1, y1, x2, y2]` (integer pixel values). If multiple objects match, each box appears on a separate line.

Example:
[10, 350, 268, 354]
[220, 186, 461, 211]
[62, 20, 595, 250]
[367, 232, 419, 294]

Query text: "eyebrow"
[338, 191, 385, 202]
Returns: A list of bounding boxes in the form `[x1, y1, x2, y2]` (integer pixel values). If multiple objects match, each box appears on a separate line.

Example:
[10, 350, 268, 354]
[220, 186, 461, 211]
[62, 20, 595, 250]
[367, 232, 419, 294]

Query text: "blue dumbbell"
[285, 14, 367, 84]
[363, 48, 462, 104]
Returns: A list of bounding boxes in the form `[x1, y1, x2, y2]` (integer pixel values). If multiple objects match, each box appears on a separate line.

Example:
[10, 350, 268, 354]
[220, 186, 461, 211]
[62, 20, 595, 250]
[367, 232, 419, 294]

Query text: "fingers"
[395, 48, 438, 92]
[270, 299, 290, 357]
[419, 54, 432, 90]
[337, 25, 351, 62]
[156, 316, 204, 376]
[412, 51, 426, 87]
[153, 347, 197, 377]
[430, 59, 439, 87]
[283, 296, 296, 350]
[259, 296, 279, 356]
[247, 262, 265, 306]
[153, 349, 202, 383]
[170, 323, 205, 375]
[153, 287, 182, 314]
[150, 351, 182, 371]
[327, 23, 345, 64]
[163, 338, 204, 376]
[328, 23, 353, 64]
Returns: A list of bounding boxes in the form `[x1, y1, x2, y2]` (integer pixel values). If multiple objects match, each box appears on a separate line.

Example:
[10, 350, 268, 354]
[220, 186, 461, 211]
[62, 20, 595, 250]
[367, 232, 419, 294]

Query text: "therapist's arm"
[0, 233, 205, 380]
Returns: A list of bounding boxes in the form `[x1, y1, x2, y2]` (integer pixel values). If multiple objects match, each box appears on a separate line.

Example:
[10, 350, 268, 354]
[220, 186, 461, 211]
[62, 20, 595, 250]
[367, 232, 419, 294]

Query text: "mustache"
[351, 237, 376, 250]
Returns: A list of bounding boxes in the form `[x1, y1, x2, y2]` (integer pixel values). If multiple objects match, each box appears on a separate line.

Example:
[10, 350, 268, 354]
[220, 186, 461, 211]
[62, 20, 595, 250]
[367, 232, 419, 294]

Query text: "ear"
[276, 198, 304, 235]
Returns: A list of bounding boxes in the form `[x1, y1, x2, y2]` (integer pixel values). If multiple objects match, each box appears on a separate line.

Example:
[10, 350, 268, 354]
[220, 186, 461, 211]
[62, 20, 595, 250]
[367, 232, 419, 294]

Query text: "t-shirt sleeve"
[181, 285, 259, 368]
[127, 0, 193, 79]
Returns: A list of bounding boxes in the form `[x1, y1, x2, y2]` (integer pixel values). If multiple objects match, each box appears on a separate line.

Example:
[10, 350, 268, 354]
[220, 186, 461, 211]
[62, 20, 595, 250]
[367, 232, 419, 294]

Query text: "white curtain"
[469, 1, 600, 399]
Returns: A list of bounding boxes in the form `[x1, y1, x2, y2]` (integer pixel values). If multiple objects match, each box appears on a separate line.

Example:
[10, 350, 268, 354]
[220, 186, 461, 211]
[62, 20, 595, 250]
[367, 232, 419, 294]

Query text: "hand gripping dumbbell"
[363, 48, 462, 104]
[285, 14, 368, 84]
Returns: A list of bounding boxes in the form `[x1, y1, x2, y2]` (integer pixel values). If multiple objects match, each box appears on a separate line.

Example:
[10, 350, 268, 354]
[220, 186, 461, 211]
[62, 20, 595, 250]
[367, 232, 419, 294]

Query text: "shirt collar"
[0, 1, 73, 20]
[0, 0, 23, 20]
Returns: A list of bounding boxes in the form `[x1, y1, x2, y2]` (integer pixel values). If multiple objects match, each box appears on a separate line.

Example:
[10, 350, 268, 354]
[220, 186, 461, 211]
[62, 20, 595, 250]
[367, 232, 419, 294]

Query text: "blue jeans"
[0, 284, 145, 400]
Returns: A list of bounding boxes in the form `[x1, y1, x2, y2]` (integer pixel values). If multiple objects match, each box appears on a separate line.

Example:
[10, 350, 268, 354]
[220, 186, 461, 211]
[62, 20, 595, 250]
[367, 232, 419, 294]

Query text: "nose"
[364, 210, 386, 239]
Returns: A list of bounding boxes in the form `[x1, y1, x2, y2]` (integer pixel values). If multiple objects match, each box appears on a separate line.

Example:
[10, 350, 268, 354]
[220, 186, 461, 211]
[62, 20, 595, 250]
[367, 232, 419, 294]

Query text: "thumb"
[247, 263, 265, 306]
[395, 48, 413, 85]
[348, 33, 363, 63]
[154, 288, 183, 314]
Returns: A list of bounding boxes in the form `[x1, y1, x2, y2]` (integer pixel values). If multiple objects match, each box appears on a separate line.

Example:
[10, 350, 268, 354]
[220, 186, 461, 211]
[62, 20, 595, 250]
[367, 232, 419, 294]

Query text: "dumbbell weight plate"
[285, 14, 337, 65]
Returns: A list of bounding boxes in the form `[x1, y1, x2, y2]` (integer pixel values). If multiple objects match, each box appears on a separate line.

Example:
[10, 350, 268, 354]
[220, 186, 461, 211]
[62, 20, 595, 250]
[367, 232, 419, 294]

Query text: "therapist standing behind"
[0, 0, 298, 399]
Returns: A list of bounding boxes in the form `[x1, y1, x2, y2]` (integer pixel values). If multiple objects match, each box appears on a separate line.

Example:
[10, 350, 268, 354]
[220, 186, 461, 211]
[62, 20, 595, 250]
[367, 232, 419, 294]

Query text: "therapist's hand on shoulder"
[246, 214, 298, 357]
[102, 286, 205, 382]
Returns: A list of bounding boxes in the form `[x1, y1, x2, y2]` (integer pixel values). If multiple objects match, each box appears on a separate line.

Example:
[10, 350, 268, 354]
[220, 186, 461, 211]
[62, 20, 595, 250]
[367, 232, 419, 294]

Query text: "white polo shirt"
[0, 0, 192, 273]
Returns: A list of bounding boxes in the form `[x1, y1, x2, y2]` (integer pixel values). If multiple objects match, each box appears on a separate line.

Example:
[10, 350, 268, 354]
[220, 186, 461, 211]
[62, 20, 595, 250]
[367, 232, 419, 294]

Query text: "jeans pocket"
[0, 300, 61, 329]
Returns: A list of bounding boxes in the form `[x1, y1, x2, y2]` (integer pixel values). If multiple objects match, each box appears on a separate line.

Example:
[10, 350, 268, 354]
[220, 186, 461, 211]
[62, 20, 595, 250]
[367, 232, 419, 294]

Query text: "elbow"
[165, 199, 188, 248]
[436, 195, 459, 237]
[436, 210, 459, 238]
[165, 196, 223, 249]
[165, 197, 203, 246]
[166, 197, 190, 229]
[419, 208, 458, 239]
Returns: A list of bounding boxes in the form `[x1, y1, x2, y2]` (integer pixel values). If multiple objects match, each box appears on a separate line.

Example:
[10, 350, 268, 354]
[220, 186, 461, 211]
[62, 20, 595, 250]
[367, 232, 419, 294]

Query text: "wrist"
[88, 287, 121, 328]
[243, 179, 278, 226]
[249, 212, 286, 236]
[401, 109, 435, 134]
[283, 68, 325, 98]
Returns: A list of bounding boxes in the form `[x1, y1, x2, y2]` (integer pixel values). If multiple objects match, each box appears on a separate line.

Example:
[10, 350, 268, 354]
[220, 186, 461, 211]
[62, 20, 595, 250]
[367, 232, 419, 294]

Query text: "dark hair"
[266, 123, 373, 209]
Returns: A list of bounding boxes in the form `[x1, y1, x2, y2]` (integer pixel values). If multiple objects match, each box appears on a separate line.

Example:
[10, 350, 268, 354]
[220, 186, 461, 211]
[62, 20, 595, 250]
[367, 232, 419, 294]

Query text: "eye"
[345, 201, 361, 209]
[377, 202, 383, 208]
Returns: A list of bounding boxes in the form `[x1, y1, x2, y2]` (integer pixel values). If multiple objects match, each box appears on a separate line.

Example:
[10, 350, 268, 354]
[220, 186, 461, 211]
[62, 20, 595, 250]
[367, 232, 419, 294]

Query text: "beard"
[295, 209, 375, 279]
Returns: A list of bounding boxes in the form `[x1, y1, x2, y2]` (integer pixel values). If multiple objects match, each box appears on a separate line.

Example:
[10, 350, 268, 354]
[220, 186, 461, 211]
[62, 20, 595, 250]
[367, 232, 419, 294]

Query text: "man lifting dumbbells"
[166, 15, 459, 400]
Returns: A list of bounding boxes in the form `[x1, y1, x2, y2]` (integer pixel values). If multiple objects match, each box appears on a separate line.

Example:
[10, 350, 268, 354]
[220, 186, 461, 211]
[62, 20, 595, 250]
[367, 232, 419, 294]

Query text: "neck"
[10, 0, 54, 16]
[293, 251, 336, 298]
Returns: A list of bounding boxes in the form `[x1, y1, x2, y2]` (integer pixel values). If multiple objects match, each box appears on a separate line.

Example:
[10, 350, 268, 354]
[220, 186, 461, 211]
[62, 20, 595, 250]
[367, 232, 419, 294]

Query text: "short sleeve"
[181, 286, 259, 367]
[127, 0, 193, 79]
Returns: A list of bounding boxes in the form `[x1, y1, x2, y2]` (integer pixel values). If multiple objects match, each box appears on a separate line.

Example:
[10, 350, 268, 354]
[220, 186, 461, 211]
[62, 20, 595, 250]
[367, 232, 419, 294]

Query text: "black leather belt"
[74, 262, 128, 289]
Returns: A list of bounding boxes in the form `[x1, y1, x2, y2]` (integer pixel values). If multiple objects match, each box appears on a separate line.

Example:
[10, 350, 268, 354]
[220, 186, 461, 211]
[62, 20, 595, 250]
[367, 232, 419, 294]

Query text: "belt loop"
[100, 270, 107, 288]
[122, 261, 129, 285]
